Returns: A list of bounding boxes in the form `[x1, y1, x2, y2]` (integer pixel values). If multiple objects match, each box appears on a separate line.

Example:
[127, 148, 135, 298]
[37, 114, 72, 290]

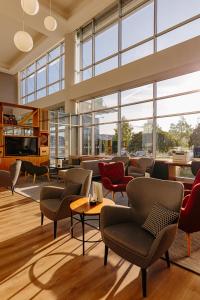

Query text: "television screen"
[5, 136, 38, 156]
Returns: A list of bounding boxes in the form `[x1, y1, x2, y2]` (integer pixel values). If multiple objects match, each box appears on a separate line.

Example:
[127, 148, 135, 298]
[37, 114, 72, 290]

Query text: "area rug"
[169, 230, 200, 275]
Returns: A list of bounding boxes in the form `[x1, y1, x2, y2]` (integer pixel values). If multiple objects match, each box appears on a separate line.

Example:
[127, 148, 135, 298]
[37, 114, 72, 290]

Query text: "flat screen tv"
[5, 136, 38, 156]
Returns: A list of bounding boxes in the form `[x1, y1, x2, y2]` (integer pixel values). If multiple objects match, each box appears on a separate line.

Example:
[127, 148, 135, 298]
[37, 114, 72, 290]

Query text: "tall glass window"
[20, 42, 65, 104]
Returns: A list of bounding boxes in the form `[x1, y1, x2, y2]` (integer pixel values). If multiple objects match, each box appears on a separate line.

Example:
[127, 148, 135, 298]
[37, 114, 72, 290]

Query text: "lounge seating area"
[1, 0, 200, 299]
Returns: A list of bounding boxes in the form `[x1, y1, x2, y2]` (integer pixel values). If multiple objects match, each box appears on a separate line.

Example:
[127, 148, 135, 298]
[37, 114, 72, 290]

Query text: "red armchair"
[178, 183, 200, 256]
[98, 161, 133, 201]
[184, 168, 200, 196]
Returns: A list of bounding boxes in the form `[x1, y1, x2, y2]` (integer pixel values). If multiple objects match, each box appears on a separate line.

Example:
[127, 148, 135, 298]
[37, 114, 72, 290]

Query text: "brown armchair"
[0, 160, 22, 194]
[40, 168, 93, 239]
[100, 177, 183, 297]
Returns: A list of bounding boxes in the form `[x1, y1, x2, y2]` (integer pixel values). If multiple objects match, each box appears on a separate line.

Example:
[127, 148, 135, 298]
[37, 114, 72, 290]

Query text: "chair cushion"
[103, 222, 154, 257]
[142, 202, 179, 237]
[60, 182, 82, 199]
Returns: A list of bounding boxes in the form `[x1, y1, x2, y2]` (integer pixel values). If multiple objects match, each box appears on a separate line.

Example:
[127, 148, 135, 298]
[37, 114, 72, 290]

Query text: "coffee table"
[70, 197, 114, 255]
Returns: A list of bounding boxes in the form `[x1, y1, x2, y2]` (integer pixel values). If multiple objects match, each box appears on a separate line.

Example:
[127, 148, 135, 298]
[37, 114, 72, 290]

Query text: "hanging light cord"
[50, 0, 52, 16]
[22, 0, 25, 31]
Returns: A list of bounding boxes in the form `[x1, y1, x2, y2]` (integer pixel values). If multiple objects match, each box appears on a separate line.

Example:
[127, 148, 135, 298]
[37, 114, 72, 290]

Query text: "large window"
[76, 0, 200, 81]
[77, 70, 200, 159]
[20, 42, 65, 104]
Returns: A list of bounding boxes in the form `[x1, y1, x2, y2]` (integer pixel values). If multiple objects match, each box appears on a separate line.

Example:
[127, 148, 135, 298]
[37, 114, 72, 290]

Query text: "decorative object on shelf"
[44, 0, 57, 31]
[3, 114, 17, 125]
[14, 2, 33, 52]
[21, 0, 39, 16]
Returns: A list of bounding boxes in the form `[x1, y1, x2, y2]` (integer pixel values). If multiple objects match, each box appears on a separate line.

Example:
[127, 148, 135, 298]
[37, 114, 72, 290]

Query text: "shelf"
[1, 124, 39, 128]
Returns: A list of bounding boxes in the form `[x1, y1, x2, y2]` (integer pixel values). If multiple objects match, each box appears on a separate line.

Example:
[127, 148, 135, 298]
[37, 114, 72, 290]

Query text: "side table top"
[70, 197, 114, 215]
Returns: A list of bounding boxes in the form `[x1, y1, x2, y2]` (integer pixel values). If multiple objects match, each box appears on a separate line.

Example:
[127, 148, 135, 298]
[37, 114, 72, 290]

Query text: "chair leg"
[121, 191, 124, 197]
[33, 174, 36, 183]
[112, 191, 116, 202]
[11, 186, 14, 195]
[54, 221, 57, 239]
[104, 245, 108, 266]
[141, 268, 147, 298]
[165, 250, 170, 267]
[41, 212, 44, 225]
[186, 233, 191, 256]
[47, 172, 50, 182]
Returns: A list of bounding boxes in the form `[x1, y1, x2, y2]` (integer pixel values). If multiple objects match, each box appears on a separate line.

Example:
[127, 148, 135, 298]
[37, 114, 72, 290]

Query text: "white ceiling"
[0, 0, 115, 75]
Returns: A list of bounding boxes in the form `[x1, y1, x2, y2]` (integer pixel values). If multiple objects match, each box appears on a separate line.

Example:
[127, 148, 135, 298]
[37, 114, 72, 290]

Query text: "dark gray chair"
[100, 177, 183, 297]
[0, 160, 22, 194]
[191, 160, 200, 176]
[40, 168, 93, 239]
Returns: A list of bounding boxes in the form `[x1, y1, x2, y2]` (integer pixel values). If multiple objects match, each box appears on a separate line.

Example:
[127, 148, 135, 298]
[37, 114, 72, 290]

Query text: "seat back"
[191, 160, 200, 176]
[9, 160, 22, 186]
[137, 157, 155, 173]
[64, 168, 92, 196]
[98, 162, 125, 183]
[127, 177, 183, 223]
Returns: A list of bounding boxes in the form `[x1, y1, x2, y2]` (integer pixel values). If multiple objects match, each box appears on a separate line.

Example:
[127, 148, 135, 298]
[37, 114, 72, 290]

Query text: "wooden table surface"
[70, 197, 114, 215]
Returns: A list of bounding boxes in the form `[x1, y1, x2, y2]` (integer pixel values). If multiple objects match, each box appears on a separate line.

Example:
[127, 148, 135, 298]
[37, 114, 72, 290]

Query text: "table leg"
[70, 210, 73, 238]
[80, 213, 85, 255]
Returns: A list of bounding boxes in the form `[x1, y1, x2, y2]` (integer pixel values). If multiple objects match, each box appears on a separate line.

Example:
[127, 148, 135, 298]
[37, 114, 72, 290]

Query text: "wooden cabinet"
[0, 102, 49, 170]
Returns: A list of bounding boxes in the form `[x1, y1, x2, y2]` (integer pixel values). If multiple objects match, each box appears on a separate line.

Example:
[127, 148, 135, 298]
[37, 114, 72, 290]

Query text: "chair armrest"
[0, 170, 12, 186]
[40, 186, 64, 200]
[121, 176, 134, 184]
[100, 205, 133, 230]
[57, 195, 82, 218]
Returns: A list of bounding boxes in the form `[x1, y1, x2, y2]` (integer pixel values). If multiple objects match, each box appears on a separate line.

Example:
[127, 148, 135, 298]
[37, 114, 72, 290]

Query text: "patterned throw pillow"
[60, 182, 82, 199]
[142, 202, 179, 238]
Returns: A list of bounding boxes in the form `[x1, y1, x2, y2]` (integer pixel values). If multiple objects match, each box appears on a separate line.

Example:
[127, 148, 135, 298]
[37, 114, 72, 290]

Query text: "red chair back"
[98, 162, 125, 183]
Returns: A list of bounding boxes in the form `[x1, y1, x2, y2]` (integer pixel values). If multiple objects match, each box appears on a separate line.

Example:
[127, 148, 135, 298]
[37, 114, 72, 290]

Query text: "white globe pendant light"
[21, 0, 39, 16]
[44, 15, 57, 31]
[14, 31, 33, 52]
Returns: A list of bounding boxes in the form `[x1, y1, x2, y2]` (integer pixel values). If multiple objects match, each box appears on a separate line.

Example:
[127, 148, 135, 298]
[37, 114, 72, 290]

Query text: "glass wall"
[20, 42, 65, 104]
[77, 70, 200, 159]
[76, 0, 200, 81]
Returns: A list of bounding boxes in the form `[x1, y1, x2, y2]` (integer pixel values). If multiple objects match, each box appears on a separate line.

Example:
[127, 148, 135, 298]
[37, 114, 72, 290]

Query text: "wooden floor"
[0, 188, 200, 300]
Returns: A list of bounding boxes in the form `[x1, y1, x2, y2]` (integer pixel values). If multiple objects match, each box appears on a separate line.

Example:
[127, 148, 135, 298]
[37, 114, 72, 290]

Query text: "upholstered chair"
[40, 168, 93, 239]
[128, 157, 155, 178]
[98, 161, 133, 202]
[184, 168, 200, 196]
[179, 183, 200, 256]
[100, 177, 183, 297]
[0, 160, 22, 194]
[21, 160, 49, 183]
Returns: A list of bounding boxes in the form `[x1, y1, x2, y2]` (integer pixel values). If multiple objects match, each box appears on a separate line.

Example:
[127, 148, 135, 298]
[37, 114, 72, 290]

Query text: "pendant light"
[14, 8, 33, 52]
[21, 0, 39, 16]
[44, 0, 57, 31]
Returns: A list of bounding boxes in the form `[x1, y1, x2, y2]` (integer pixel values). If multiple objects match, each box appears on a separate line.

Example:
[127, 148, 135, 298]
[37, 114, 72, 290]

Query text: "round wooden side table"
[70, 197, 114, 255]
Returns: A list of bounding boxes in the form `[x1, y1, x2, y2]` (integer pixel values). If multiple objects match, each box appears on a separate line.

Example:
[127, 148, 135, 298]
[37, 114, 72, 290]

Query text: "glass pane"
[94, 109, 118, 124]
[49, 45, 60, 61]
[71, 126, 78, 155]
[82, 68, 92, 81]
[157, 19, 200, 52]
[82, 38, 92, 68]
[71, 115, 78, 125]
[157, 92, 200, 116]
[61, 42, 65, 54]
[82, 22, 92, 40]
[79, 100, 92, 113]
[82, 114, 92, 126]
[94, 93, 118, 110]
[121, 102, 153, 120]
[156, 114, 200, 159]
[49, 82, 60, 95]
[27, 93, 35, 102]
[95, 23, 118, 62]
[121, 119, 153, 157]
[61, 55, 65, 78]
[121, 40, 153, 65]
[48, 58, 60, 84]
[95, 56, 118, 76]
[37, 88, 46, 99]
[21, 70, 26, 79]
[95, 4, 118, 31]
[21, 79, 26, 97]
[27, 74, 35, 94]
[37, 55, 47, 68]
[157, 0, 200, 33]
[122, 2, 154, 49]
[95, 123, 118, 155]
[121, 84, 153, 105]
[82, 127, 92, 155]
[27, 63, 35, 75]
[157, 71, 200, 98]
[37, 67, 46, 90]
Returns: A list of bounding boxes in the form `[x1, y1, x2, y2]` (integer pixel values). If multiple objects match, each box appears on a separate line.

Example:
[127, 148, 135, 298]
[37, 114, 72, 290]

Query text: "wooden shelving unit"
[0, 102, 49, 170]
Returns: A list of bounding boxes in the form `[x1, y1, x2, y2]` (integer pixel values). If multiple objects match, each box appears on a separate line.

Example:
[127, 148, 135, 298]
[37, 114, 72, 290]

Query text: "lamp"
[14, 31, 33, 52]
[21, 0, 39, 16]
[44, 0, 57, 31]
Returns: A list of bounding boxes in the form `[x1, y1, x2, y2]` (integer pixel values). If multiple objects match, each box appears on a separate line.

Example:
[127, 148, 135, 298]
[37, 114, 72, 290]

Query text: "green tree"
[169, 117, 193, 148]
[113, 118, 133, 149]
[157, 128, 177, 153]
[128, 132, 142, 152]
[189, 123, 200, 147]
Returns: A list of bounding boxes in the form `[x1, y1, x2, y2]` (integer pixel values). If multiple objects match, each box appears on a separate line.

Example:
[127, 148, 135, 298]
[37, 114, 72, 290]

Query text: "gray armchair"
[0, 160, 22, 194]
[40, 168, 93, 239]
[100, 177, 183, 297]
[128, 157, 154, 177]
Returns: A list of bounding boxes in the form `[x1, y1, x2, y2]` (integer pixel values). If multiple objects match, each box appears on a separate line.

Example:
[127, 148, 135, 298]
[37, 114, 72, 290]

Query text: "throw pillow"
[142, 202, 179, 238]
[60, 182, 82, 199]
